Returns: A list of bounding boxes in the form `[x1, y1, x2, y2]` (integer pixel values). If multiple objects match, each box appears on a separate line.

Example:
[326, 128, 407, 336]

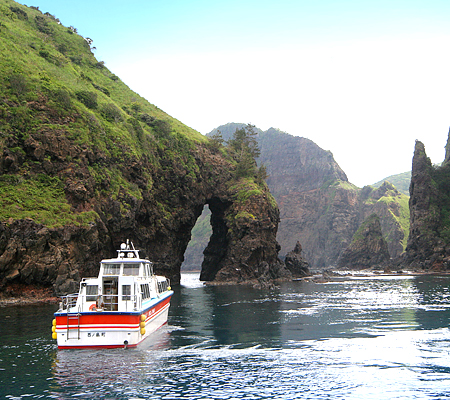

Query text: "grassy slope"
[0, 0, 207, 227]
[362, 184, 410, 251]
[375, 191, 410, 250]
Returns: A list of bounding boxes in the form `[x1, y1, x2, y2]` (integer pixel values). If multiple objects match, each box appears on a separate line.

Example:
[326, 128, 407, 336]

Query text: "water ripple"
[3, 275, 450, 399]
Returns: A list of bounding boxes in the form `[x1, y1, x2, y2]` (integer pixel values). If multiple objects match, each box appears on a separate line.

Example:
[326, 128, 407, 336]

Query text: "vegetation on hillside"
[430, 163, 450, 242]
[0, 173, 97, 227]
[0, 0, 209, 227]
[350, 213, 383, 244]
[212, 124, 268, 183]
[376, 188, 410, 251]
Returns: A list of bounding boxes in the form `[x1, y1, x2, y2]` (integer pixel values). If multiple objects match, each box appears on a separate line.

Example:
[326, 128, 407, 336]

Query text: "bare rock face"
[337, 214, 390, 269]
[0, 219, 109, 296]
[284, 241, 310, 278]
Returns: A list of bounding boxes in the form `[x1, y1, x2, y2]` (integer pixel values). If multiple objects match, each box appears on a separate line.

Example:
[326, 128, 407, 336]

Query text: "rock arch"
[0, 142, 291, 296]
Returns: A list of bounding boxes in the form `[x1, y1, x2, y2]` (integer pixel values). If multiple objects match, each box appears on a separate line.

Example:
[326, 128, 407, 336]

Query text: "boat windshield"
[103, 263, 120, 275]
[86, 284, 98, 301]
[123, 263, 140, 276]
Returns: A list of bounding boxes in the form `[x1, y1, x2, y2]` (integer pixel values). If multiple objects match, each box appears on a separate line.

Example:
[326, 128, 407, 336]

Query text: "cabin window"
[123, 263, 140, 276]
[145, 263, 153, 276]
[122, 285, 131, 301]
[157, 280, 168, 293]
[103, 263, 120, 275]
[86, 285, 98, 301]
[140, 284, 151, 300]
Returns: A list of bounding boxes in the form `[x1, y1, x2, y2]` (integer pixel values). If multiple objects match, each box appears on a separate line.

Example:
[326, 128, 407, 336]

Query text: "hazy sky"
[27, 0, 450, 187]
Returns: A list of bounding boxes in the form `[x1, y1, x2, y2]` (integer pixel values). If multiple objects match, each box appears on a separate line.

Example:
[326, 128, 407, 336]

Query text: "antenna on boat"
[118, 239, 140, 258]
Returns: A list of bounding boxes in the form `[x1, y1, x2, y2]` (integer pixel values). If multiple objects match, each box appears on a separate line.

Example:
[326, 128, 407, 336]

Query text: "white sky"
[28, 0, 450, 187]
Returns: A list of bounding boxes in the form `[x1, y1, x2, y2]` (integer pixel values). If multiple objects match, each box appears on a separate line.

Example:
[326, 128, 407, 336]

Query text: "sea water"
[1, 273, 450, 399]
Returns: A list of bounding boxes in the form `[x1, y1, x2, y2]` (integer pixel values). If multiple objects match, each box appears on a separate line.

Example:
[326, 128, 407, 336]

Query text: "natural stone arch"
[0, 138, 292, 296]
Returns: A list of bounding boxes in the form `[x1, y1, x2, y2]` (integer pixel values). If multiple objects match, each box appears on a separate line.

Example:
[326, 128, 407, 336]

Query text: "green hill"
[0, 1, 207, 227]
[372, 171, 411, 195]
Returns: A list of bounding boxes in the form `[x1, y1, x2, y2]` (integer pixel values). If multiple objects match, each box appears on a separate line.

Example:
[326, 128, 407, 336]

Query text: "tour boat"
[52, 240, 173, 349]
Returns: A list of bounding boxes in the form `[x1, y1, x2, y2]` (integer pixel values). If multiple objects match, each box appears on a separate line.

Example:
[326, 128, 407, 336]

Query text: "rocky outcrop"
[200, 181, 291, 286]
[337, 214, 390, 269]
[0, 219, 109, 296]
[372, 171, 411, 196]
[444, 128, 450, 165]
[402, 139, 450, 271]
[284, 241, 310, 277]
[182, 206, 211, 271]
[259, 128, 348, 194]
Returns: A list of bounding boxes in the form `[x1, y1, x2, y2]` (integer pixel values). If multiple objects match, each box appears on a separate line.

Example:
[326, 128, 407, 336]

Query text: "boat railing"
[59, 293, 79, 312]
[59, 293, 141, 312]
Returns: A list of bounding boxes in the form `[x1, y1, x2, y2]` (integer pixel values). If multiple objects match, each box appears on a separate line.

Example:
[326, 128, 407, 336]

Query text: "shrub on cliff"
[8, 73, 28, 97]
[35, 14, 52, 34]
[9, 5, 27, 20]
[228, 124, 261, 178]
[100, 103, 123, 122]
[76, 90, 98, 109]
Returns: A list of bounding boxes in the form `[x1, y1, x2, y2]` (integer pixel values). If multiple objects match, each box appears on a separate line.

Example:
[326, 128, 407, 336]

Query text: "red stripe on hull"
[56, 295, 171, 329]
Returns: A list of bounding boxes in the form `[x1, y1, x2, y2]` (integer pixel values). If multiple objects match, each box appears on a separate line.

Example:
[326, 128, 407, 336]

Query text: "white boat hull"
[54, 292, 173, 349]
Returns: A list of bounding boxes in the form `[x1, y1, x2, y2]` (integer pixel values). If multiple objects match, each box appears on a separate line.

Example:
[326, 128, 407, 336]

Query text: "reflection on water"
[1, 274, 450, 399]
[50, 330, 172, 398]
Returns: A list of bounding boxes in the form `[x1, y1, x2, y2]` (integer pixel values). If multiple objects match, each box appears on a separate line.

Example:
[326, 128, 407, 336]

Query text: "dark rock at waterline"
[284, 241, 310, 278]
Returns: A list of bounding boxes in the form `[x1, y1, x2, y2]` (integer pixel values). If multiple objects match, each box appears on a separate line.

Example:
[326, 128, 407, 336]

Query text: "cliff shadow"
[181, 198, 232, 282]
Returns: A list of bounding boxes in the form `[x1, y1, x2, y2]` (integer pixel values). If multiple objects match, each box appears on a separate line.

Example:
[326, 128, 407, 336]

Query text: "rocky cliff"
[402, 138, 450, 270]
[202, 123, 409, 269]
[0, 1, 290, 297]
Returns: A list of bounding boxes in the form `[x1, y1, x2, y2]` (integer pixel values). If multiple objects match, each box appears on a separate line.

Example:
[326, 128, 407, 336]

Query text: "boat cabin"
[66, 243, 169, 313]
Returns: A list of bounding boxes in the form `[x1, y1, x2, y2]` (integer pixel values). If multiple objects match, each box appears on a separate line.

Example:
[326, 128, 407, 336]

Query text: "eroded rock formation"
[402, 138, 450, 270]
[0, 132, 291, 295]
[284, 241, 310, 278]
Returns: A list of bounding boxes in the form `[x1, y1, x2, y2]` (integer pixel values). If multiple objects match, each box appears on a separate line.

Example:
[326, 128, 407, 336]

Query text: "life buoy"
[89, 304, 96, 311]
